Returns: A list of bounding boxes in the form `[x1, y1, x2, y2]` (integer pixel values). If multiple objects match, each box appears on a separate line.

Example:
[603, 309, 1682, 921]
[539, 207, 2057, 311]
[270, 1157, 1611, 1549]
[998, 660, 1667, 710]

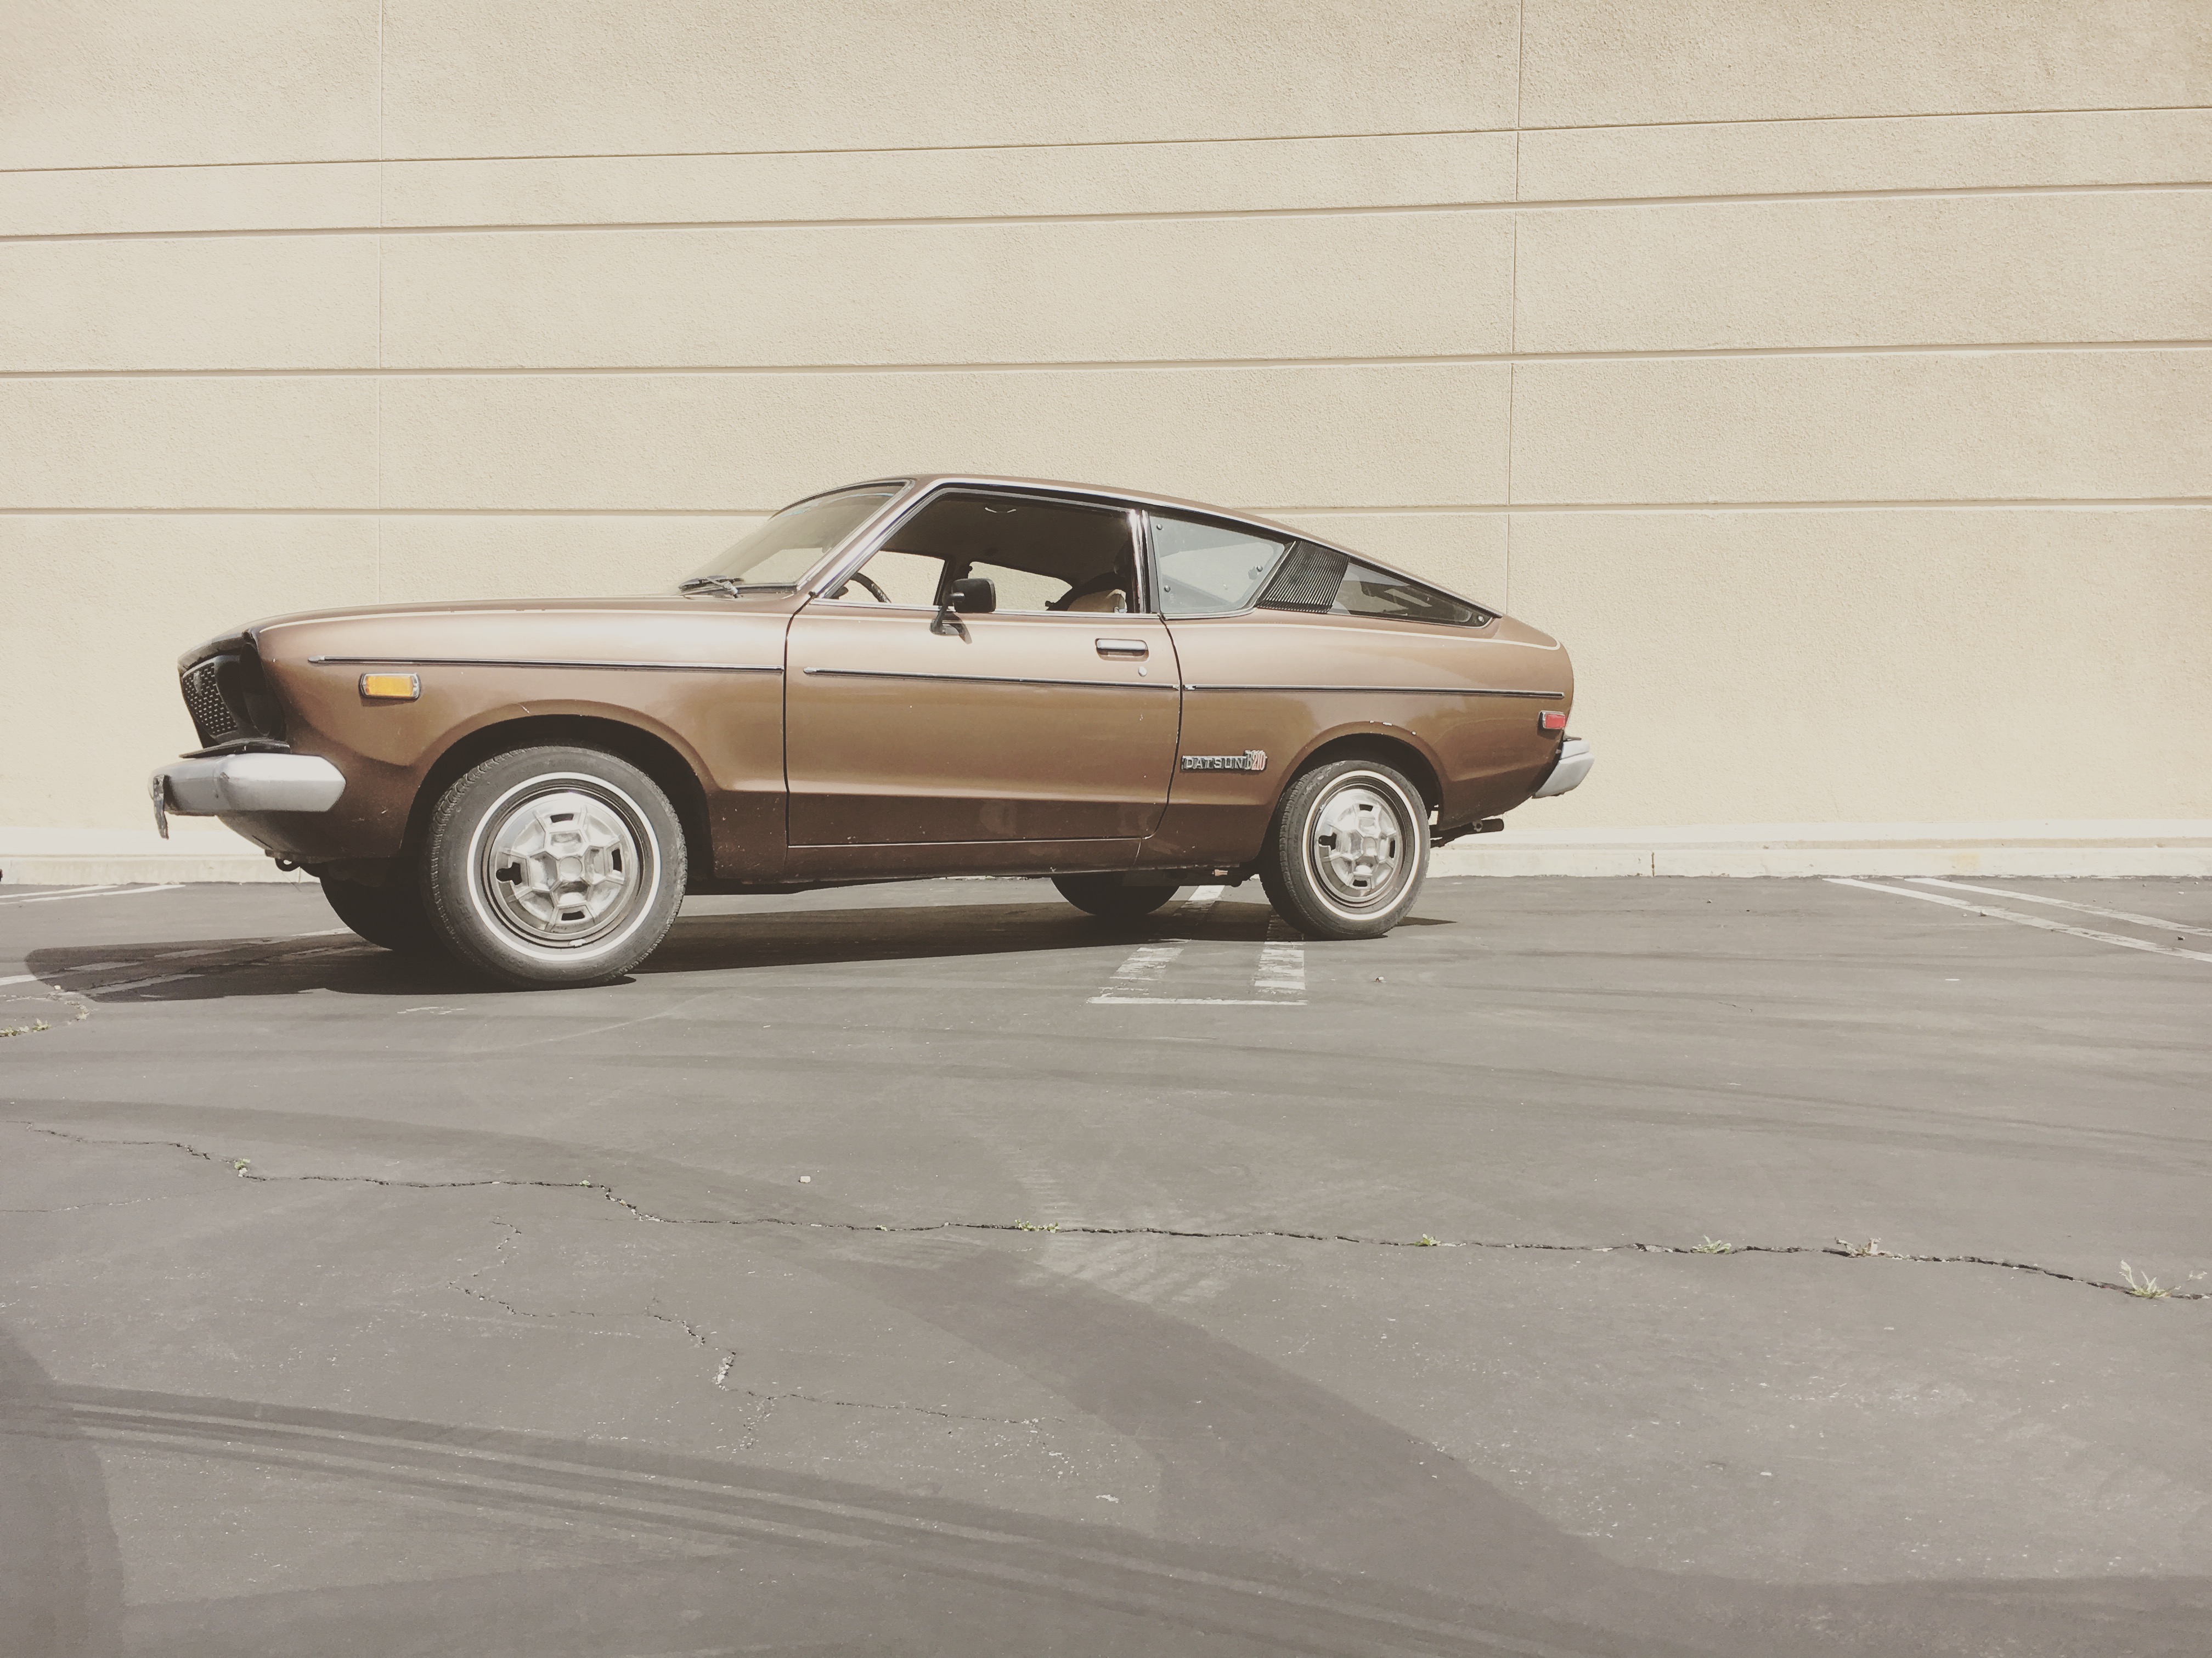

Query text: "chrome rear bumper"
[150, 753, 346, 837]
[1530, 736, 1593, 799]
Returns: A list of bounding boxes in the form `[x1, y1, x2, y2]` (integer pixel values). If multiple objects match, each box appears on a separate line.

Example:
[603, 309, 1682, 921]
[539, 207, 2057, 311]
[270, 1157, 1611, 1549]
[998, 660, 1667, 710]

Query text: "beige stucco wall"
[3, 0, 2207, 832]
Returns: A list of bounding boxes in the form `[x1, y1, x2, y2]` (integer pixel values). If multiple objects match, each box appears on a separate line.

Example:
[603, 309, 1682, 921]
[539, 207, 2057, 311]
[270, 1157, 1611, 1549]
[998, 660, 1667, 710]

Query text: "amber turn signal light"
[1539, 709, 1567, 731]
[360, 672, 421, 702]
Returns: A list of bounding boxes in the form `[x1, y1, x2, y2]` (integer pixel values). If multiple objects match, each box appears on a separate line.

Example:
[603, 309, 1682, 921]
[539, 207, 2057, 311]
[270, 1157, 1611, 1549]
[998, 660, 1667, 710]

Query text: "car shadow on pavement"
[19, 898, 1454, 1003]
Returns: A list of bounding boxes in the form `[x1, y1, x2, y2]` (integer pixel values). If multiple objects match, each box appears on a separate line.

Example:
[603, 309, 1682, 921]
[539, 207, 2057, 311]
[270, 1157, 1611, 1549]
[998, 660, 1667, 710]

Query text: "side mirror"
[932, 577, 995, 635]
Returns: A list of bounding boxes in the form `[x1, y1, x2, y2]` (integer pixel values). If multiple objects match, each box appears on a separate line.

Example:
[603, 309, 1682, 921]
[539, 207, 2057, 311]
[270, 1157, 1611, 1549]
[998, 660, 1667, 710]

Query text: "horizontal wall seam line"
[0, 129, 1506, 176]
[5, 343, 2208, 380]
[1515, 103, 2212, 134]
[7, 181, 2208, 243]
[4, 500, 2204, 520]
[3, 106, 2203, 176]
[1268, 499, 2212, 515]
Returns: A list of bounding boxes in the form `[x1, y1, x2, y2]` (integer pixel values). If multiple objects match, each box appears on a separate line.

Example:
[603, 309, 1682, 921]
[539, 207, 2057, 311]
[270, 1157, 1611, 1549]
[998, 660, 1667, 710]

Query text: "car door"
[782, 491, 1181, 860]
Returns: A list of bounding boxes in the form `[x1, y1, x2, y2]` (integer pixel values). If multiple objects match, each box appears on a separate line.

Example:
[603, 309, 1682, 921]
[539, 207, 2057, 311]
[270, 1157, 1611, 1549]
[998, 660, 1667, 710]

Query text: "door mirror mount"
[932, 577, 996, 635]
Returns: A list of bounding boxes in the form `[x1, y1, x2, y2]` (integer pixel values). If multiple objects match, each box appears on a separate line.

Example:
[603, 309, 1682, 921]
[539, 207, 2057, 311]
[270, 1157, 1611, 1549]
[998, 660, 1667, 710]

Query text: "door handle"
[1094, 638, 1148, 659]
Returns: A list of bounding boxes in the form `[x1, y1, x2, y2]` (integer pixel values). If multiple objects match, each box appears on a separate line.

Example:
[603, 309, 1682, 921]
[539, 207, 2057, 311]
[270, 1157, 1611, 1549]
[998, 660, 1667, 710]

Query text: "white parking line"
[1829, 878, 2212, 966]
[1256, 919, 1307, 997]
[1905, 877, 2212, 938]
[1101, 944, 1184, 990]
[1178, 884, 1228, 920]
[6, 884, 184, 906]
[1088, 884, 1306, 1006]
[0, 885, 113, 907]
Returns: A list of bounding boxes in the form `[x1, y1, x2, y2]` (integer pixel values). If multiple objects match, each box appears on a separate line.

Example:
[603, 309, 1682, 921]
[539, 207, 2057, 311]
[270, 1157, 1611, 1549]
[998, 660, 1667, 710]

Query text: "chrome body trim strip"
[308, 656, 781, 673]
[1183, 683, 1564, 700]
[800, 667, 1175, 691]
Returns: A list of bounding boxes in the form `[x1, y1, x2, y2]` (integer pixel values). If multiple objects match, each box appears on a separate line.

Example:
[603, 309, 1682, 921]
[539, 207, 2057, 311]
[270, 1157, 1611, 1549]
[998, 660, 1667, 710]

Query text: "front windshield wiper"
[681, 574, 761, 601]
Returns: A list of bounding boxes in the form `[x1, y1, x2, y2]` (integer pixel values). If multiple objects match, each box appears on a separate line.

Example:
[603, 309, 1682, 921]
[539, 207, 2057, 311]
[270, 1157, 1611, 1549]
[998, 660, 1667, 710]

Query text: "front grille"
[181, 658, 241, 747]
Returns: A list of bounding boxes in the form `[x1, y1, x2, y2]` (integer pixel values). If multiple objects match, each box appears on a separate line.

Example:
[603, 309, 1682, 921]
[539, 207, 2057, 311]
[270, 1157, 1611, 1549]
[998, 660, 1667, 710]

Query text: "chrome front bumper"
[150, 753, 346, 837]
[1530, 736, 1593, 799]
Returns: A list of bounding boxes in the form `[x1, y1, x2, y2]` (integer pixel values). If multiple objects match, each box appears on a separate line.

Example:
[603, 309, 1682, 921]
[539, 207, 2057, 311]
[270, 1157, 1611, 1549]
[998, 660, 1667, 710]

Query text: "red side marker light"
[1539, 709, 1567, 732]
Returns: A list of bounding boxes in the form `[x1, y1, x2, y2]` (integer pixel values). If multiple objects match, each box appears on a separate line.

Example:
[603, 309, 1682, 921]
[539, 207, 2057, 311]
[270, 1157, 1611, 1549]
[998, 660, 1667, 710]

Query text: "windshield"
[685, 489, 897, 589]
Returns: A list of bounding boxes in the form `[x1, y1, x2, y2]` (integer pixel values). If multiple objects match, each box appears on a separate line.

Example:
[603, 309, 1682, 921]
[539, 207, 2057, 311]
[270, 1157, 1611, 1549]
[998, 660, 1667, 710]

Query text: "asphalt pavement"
[3, 872, 2208, 1657]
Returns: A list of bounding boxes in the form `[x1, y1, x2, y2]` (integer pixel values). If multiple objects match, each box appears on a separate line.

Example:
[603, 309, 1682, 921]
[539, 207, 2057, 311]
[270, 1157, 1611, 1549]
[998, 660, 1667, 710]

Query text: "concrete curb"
[1429, 818, 2212, 878]
[0, 855, 313, 887]
[1429, 845, 2212, 878]
[0, 828, 313, 887]
[4, 822, 2209, 887]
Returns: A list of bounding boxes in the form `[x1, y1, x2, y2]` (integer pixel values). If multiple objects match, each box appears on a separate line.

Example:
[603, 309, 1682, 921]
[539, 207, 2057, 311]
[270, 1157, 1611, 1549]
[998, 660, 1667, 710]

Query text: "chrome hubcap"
[1308, 781, 1406, 907]
[477, 786, 646, 948]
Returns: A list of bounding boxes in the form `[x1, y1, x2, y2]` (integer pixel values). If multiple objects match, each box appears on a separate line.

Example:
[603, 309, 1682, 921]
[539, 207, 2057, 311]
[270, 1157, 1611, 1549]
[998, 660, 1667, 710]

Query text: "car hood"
[180, 591, 805, 673]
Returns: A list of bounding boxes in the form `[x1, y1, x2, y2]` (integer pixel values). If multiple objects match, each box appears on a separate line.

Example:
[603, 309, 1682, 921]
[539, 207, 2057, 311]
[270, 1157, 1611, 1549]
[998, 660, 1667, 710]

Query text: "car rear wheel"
[1259, 758, 1430, 940]
[420, 746, 686, 988]
[320, 872, 442, 955]
[1052, 874, 1177, 920]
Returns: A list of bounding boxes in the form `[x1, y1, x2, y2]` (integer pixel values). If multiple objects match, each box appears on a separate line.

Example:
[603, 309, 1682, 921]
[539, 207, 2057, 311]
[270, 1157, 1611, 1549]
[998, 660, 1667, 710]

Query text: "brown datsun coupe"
[151, 477, 1591, 986]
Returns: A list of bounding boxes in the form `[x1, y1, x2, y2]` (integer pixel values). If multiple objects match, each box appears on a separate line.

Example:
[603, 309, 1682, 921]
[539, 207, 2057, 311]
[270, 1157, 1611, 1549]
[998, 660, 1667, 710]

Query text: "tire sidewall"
[422, 746, 686, 987]
[1265, 759, 1430, 939]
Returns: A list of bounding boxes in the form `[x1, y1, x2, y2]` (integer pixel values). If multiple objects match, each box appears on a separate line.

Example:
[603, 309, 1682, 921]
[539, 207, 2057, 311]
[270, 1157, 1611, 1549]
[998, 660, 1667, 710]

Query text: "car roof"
[798, 474, 1319, 546]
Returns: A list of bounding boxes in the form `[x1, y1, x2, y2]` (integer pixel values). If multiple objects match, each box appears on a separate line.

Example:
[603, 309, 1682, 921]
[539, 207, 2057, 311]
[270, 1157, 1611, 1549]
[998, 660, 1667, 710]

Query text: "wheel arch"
[402, 712, 713, 878]
[1276, 728, 1444, 819]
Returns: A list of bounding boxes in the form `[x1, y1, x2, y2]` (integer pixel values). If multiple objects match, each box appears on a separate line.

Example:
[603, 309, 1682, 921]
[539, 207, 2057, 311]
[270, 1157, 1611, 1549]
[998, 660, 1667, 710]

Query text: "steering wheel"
[830, 572, 891, 603]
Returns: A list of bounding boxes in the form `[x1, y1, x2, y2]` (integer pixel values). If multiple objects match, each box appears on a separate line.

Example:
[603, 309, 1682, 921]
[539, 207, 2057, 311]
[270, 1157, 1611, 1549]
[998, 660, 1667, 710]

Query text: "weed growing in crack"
[2120, 1261, 2206, 1299]
[230, 1159, 251, 1175]
[1835, 1237, 1889, 1258]
[1015, 1221, 1059, 1233]
[1690, 1237, 1734, 1254]
[1415, 1235, 1440, 1247]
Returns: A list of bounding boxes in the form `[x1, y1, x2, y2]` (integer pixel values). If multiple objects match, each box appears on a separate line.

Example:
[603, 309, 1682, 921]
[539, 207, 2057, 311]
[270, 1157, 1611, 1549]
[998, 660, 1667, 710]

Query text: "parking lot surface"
[3, 873, 2208, 1657]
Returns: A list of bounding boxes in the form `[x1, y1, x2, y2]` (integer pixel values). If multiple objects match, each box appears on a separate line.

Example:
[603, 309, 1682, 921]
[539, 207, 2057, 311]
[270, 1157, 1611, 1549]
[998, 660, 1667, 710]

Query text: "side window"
[837, 492, 1136, 613]
[963, 559, 1080, 613]
[1150, 514, 1288, 618]
[827, 549, 944, 606]
[1259, 541, 1491, 627]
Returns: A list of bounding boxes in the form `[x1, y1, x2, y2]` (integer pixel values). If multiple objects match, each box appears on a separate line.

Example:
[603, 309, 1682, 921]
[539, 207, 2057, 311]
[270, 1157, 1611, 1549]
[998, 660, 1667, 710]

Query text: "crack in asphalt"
[13, 1123, 2205, 1302]
[645, 1300, 712, 1347]
[450, 1282, 552, 1319]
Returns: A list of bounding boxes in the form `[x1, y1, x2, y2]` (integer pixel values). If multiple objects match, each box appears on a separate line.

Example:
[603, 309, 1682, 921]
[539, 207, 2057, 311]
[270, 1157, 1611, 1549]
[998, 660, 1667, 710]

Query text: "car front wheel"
[1259, 758, 1430, 940]
[420, 745, 686, 988]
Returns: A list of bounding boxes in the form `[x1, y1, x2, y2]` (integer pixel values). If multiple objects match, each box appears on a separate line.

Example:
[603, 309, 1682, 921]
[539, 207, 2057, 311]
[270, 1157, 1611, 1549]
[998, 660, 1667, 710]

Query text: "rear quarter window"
[1258, 542, 1493, 627]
